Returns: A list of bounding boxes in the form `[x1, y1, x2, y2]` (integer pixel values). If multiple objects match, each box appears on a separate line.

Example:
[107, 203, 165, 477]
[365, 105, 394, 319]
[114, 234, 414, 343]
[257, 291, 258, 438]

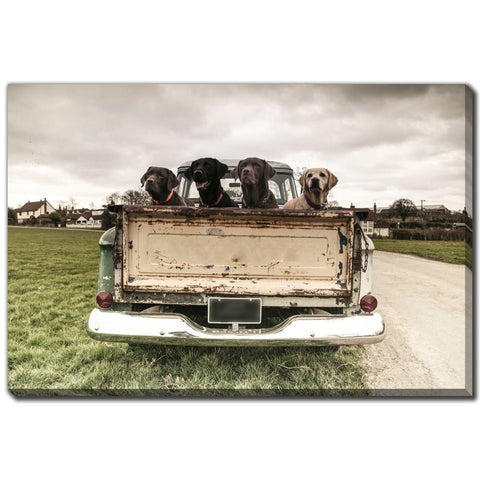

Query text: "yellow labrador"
[284, 168, 338, 209]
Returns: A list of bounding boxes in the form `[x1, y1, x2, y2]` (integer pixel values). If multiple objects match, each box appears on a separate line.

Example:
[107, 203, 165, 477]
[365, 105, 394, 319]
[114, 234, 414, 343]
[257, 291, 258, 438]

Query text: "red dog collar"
[204, 189, 225, 207]
[153, 190, 174, 205]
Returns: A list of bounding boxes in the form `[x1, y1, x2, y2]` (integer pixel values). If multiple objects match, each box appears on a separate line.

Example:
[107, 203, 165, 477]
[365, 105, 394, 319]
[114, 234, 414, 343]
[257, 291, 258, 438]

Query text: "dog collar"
[204, 189, 225, 207]
[305, 196, 326, 210]
[153, 190, 174, 205]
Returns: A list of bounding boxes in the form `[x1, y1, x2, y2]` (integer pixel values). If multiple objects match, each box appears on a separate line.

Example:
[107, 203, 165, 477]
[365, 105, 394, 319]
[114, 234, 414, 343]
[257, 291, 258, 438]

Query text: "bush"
[391, 228, 465, 241]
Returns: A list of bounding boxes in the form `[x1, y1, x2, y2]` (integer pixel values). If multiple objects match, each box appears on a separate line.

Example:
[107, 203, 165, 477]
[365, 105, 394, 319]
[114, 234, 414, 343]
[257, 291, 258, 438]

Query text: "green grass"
[8, 227, 367, 397]
[373, 239, 472, 269]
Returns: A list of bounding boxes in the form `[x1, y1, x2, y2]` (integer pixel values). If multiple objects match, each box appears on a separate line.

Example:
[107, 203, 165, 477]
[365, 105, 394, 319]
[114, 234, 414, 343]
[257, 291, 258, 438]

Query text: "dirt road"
[363, 251, 472, 396]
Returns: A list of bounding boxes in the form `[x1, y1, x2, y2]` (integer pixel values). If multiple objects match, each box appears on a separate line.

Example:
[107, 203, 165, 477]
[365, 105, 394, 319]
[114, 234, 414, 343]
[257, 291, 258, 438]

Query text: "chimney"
[44, 198, 47, 214]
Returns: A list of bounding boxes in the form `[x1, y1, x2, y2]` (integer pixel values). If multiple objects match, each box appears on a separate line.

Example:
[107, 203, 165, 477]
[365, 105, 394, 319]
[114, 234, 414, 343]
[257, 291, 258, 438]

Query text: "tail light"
[96, 291, 113, 309]
[360, 294, 377, 313]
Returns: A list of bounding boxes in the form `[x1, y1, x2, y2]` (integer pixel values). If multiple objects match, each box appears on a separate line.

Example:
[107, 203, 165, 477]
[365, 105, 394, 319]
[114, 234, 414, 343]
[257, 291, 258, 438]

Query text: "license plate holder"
[207, 297, 262, 324]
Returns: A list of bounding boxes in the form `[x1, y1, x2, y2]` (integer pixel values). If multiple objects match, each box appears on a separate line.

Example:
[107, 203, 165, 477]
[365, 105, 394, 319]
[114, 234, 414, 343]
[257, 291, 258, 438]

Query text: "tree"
[105, 192, 122, 206]
[48, 212, 61, 227]
[293, 166, 307, 182]
[8, 208, 17, 225]
[68, 197, 78, 210]
[105, 189, 150, 206]
[121, 189, 151, 205]
[391, 198, 418, 221]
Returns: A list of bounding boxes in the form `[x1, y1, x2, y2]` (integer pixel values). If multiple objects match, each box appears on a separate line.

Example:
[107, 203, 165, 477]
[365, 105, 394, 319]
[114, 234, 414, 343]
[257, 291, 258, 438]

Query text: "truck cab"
[176, 159, 298, 207]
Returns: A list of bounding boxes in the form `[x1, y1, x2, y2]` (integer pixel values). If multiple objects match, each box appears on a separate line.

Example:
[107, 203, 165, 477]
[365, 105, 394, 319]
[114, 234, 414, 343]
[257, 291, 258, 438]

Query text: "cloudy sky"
[7, 83, 470, 212]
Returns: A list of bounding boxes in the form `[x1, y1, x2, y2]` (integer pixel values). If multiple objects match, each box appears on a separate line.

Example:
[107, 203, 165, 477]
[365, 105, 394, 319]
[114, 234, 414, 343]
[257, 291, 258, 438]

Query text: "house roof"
[65, 213, 82, 221]
[417, 204, 449, 210]
[17, 200, 46, 212]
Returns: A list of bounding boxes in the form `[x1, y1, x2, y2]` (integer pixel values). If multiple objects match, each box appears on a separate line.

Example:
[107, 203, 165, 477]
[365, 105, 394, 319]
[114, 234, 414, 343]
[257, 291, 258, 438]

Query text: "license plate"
[207, 297, 262, 324]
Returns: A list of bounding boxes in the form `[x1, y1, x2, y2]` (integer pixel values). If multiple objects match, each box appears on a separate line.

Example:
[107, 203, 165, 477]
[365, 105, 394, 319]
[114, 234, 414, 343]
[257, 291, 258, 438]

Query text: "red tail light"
[360, 294, 377, 313]
[96, 291, 113, 309]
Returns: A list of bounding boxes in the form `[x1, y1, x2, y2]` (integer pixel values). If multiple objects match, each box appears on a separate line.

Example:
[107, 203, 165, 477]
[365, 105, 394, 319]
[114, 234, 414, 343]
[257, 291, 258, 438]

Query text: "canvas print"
[7, 84, 472, 397]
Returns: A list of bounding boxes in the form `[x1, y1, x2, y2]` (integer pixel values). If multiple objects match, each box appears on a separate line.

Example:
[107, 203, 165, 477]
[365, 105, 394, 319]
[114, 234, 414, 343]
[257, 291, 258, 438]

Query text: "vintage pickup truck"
[87, 161, 385, 346]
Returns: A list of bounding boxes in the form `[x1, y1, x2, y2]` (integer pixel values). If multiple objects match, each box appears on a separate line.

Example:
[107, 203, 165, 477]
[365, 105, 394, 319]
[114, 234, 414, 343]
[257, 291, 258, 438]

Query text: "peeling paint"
[337, 228, 347, 253]
[337, 261, 343, 279]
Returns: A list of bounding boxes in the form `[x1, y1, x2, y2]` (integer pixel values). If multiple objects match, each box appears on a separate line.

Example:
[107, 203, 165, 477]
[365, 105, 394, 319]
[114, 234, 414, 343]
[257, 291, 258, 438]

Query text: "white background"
[1, 1, 478, 479]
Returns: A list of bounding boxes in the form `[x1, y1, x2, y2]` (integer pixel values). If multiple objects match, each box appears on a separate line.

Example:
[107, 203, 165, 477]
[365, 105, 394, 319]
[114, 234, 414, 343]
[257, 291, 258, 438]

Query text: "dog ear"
[183, 163, 193, 181]
[140, 167, 152, 187]
[215, 160, 229, 179]
[232, 160, 245, 181]
[299, 170, 307, 189]
[326, 170, 338, 190]
[232, 166, 239, 180]
[262, 160, 276, 181]
[166, 169, 179, 191]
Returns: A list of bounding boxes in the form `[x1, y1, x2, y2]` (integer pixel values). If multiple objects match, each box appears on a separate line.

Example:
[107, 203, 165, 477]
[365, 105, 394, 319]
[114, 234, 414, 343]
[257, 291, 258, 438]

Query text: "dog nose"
[311, 177, 320, 187]
[145, 177, 153, 185]
[193, 170, 203, 181]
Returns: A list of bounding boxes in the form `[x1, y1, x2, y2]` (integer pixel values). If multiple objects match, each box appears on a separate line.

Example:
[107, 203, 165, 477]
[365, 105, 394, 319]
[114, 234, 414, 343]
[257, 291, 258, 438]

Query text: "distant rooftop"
[17, 199, 48, 212]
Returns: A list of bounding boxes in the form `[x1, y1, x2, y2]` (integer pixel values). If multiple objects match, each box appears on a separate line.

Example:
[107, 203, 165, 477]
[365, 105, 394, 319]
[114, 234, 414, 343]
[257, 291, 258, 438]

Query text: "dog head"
[232, 157, 276, 186]
[140, 166, 179, 198]
[299, 168, 338, 197]
[184, 157, 229, 190]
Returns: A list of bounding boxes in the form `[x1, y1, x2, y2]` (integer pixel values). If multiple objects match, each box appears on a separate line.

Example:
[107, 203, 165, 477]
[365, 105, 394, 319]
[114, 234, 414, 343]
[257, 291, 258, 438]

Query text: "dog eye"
[307, 173, 312, 178]
[320, 173, 326, 178]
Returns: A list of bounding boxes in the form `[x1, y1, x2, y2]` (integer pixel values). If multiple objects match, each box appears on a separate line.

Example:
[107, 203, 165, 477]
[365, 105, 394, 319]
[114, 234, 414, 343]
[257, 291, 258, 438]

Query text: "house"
[377, 203, 451, 218]
[417, 204, 450, 215]
[359, 209, 390, 238]
[16, 198, 57, 224]
[372, 220, 390, 238]
[65, 209, 104, 229]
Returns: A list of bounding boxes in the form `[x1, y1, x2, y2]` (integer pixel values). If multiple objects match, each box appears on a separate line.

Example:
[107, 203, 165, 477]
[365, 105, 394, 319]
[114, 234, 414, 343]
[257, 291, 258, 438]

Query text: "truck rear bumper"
[87, 309, 385, 346]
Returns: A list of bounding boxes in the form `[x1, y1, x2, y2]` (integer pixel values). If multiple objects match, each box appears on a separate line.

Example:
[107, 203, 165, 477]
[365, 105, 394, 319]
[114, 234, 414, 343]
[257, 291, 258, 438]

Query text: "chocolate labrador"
[283, 168, 338, 210]
[140, 166, 194, 206]
[184, 157, 238, 207]
[233, 157, 278, 208]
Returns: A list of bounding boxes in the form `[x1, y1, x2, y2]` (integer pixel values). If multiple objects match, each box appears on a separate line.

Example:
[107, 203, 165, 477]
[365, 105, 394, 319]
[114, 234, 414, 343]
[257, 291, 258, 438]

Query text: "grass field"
[8, 227, 367, 397]
[373, 239, 472, 269]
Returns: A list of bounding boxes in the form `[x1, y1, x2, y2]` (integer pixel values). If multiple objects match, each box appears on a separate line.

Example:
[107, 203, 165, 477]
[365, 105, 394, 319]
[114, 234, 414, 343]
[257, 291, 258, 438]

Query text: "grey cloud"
[7, 83, 469, 211]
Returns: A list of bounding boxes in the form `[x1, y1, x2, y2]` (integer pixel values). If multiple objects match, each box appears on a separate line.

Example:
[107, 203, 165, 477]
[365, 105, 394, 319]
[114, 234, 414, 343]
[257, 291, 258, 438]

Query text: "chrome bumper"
[87, 309, 385, 346]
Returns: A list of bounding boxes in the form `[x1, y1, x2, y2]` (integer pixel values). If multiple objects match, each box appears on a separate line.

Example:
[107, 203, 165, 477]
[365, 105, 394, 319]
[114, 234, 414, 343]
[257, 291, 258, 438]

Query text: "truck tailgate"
[121, 206, 354, 297]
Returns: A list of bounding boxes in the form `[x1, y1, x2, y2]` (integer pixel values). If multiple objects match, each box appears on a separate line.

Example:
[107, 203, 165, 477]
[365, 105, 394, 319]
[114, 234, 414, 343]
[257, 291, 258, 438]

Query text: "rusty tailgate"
[121, 206, 354, 297]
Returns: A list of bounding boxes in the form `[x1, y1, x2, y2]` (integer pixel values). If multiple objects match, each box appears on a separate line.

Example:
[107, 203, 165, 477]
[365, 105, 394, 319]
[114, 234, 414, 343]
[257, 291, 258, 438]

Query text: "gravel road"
[362, 251, 472, 396]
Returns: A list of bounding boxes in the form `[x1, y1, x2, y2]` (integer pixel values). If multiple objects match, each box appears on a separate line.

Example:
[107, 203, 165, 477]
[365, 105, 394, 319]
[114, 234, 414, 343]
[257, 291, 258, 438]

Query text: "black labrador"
[233, 157, 278, 208]
[140, 166, 194, 206]
[184, 157, 238, 207]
